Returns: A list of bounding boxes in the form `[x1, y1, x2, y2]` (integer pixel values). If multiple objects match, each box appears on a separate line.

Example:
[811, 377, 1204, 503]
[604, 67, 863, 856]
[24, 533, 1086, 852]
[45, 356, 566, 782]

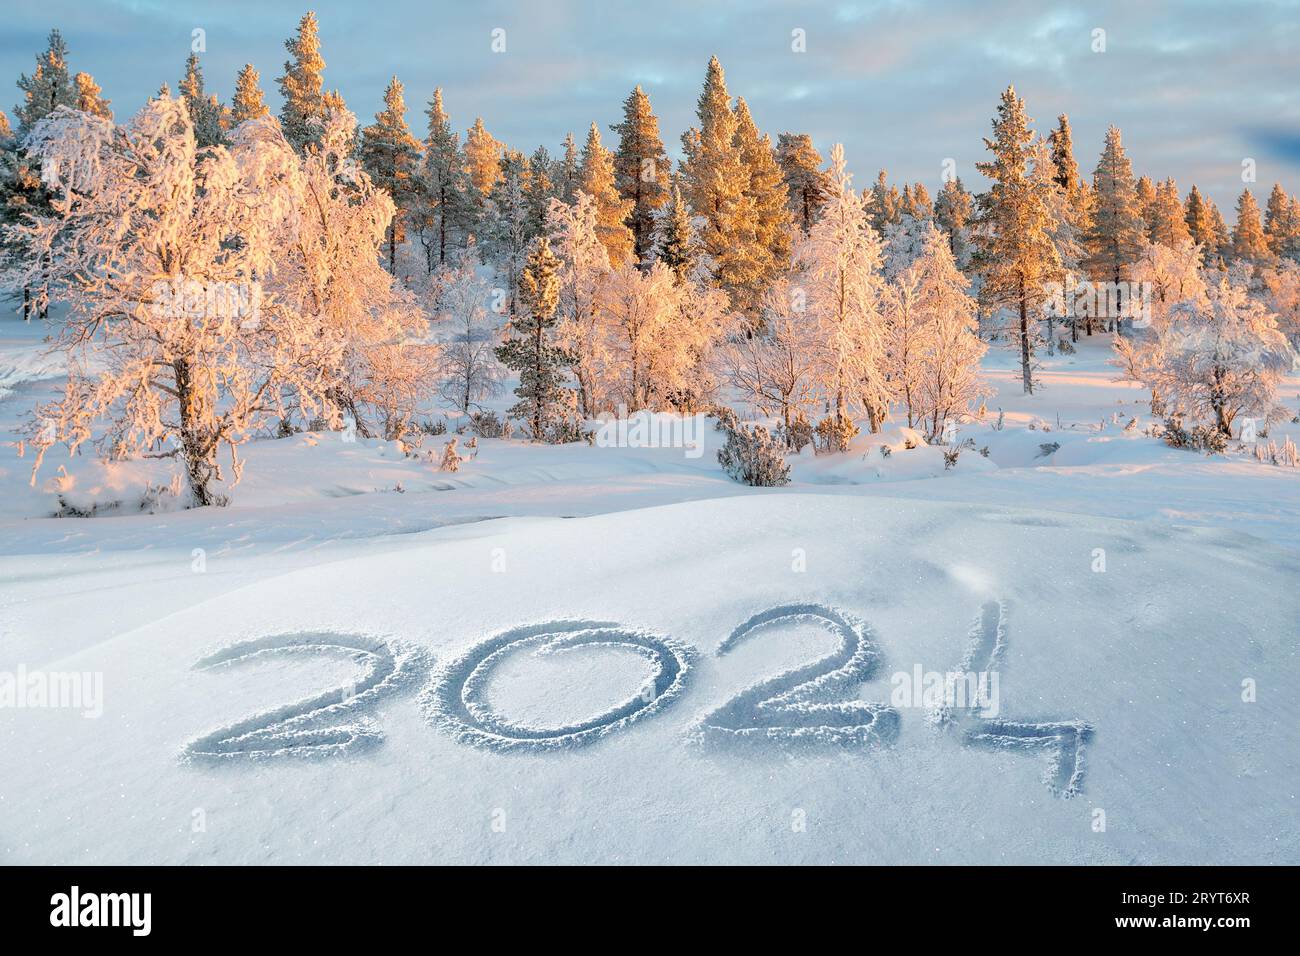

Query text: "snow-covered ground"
[1, 321, 1297, 864]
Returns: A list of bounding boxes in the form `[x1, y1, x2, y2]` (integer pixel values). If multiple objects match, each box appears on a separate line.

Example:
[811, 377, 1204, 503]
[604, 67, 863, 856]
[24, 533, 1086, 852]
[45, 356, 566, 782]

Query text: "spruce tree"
[1207, 198, 1231, 264]
[417, 88, 472, 267]
[73, 73, 111, 119]
[1231, 188, 1271, 262]
[1263, 183, 1300, 260]
[360, 76, 422, 273]
[579, 122, 634, 267]
[972, 85, 1060, 393]
[610, 86, 670, 264]
[525, 144, 557, 239]
[652, 174, 697, 280]
[496, 237, 575, 438]
[179, 54, 225, 147]
[1148, 179, 1191, 247]
[487, 150, 532, 314]
[866, 170, 901, 234]
[733, 97, 791, 304]
[775, 132, 830, 234]
[464, 117, 502, 204]
[1184, 185, 1215, 250]
[14, 29, 75, 133]
[558, 131, 580, 203]
[1083, 126, 1145, 331]
[231, 64, 269, 123]
[934, 177, 973, 263]
[278, 11, 327, 152]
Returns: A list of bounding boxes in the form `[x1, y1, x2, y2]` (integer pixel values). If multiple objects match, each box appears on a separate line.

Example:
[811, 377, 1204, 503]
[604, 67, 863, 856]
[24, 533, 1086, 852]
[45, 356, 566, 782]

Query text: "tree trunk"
[1019, 277, 1033, 394]
[174, 358, 217, 507]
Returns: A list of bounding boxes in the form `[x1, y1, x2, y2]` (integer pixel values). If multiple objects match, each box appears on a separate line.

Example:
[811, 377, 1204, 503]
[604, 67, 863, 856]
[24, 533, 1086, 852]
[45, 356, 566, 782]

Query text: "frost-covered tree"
[73, 73, 111, 119]
[795, 143, 888, 440]
[732, 97, 791, 308]
[273, 106, 430, 441]
[1149, 275, 1292, 437]
[1232, 188, 1272, 263]
[650, 174, 699, 280]
[1084, 126, 1145, 329]
[1148, 179, 1191, 247]
[1262, 260, 1300, 347]
[679, 57, 762, 312]
[1263, 184, 1300, 261]
[547, 192, 611, 415]
[434, 247, 505, 413]
[277, 11, 328, 152]
[14, 30, 76, 134]
[414, 88, 472, 269]
[610, 86, 670, 264]
[557, 131, 580, 203]
[934, 177, 973, 265]
[865, 169, 901, 235]
[231, 64, 269, 123]
[579, 123, 634, 267]
[496, 236, 576, 438]
[776, 132, 830, 235]
[463, 117, 503, 206]
[910, 225, 988, 441]
[722, 278, 818, 432]
[972, 86, 1060, 393]
[360, 76, 422, 273]
[1184, 185, 1216, 255]
[525, 145, 557, 239]
[486, 150, 531, 315]
[179, 54, 226, 148]
[9, 99, 340, 505]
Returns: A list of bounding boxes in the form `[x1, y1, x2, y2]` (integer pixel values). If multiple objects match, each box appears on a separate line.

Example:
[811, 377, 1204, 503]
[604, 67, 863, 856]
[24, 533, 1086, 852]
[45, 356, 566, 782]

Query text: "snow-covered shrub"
[710, 404, 739, 432]
[814, 415, 858, 454]
[437, 437, 464, 472]
[718, 423, 790, 486]
[781, 408, 814, 452]
[943, 448, 960, 470]
[1057, 338, 1075, 354]
[469, 410, 508, 439]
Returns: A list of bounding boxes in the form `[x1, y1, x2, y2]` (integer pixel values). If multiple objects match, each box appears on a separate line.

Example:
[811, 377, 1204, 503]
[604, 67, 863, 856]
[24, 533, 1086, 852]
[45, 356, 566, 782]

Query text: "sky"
[3, 0, 1298, 214]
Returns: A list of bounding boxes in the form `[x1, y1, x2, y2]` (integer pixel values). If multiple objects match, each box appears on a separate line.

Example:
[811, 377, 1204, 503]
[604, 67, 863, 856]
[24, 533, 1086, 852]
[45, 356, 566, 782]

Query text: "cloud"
[2, 0, 1297, 211]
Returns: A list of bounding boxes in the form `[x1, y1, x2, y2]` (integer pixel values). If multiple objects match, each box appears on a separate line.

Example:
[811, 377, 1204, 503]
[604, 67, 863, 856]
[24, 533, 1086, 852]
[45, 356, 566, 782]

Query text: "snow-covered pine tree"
[651, 174, 700, 282]
[231, 64, 269, 123]
[277, 11, 328, 152]
[486, 149, 531, 315]
[558, 131, 580, 203]
[496, 236, 576, 439]
[1184, 185, 1216, 255]
[732, 97, 791, 311]
[796, 143, 888, 440]
[179, 53, 226, 147]
[972, 86, 1061, 393]
[934, 177, 973, 265]
[360, 76, 422, 274]
[525, 145, 557, 240]
[464, 117, 503, 206]
[1264, 184, 1300, 261]
[678, 57, 762, 313]
[610, 86, 670, 265]
[1083, 126, 1146, 334]
[579, 122, 634, 267]
[865, 170, 901, 235]
[1232, 188, 1272, 263]
[1148, 179, 1192, 247]
[72, 73, 111, 119]
[1207, 198, 1232, 265]
[14, 29, 76, 134]
[415, 89, 473, 269]
[776, 133, 830, 235]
